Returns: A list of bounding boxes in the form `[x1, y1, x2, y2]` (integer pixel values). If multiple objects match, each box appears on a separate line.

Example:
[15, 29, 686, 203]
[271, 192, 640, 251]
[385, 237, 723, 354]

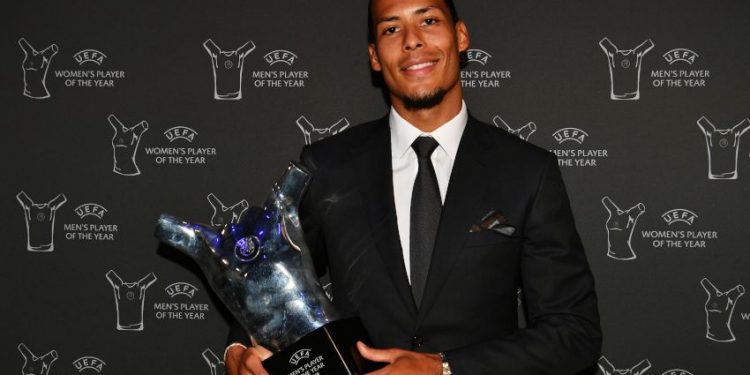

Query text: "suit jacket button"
[411, 336, 424, 348]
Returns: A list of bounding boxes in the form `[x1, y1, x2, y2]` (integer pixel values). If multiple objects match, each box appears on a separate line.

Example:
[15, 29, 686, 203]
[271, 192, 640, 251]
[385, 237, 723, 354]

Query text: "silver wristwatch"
[439, 352, 452, 375]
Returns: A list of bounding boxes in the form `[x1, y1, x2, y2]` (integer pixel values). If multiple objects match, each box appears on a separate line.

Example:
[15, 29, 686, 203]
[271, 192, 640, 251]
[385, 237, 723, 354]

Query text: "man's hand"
[357, 341, 442, 375]
[225, 343, 273, 375]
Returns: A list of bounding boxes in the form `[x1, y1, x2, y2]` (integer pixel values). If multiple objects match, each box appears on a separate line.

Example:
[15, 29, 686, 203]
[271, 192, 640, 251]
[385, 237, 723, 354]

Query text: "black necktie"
[410, 136, 442, 307]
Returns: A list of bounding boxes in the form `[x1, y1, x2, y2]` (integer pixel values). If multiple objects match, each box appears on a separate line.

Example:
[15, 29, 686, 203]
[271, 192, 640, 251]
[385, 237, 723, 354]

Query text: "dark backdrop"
[2, 1, 749, 374]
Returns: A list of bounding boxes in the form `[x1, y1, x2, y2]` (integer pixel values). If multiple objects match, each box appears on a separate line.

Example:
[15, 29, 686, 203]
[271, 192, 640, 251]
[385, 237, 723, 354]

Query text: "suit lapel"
[417, 117, 493, 320]
[351, 119, 418, 318]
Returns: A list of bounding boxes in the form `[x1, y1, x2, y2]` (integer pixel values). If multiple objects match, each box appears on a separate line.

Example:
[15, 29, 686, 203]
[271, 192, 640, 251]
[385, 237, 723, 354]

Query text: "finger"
[253, 345, 273, 360]
[224, 346, 246, 375]
[357, 341, 396, 363]
[241, 348, 270, 375]
[249, 337, 273, 360]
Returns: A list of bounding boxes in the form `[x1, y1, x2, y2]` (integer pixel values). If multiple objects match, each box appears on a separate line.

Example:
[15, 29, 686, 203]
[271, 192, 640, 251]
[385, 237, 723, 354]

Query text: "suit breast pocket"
[464, 230, 520, 249]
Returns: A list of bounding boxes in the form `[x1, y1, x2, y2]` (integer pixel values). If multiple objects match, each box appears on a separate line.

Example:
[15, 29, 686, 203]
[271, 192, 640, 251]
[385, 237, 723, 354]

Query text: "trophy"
[155, 162, 380, 375]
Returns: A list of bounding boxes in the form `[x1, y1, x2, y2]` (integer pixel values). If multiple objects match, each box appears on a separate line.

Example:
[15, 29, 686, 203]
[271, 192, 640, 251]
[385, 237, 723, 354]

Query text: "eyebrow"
[375, 6, 440, 25]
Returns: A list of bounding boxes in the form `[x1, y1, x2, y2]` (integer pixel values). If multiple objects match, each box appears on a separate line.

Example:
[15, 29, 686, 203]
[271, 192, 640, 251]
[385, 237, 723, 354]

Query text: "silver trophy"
[155, 162, 378, 374]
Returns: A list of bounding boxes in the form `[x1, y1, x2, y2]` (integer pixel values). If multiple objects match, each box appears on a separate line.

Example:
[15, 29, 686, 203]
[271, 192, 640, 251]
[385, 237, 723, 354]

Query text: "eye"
[423, 17, 438, 26]
[383, 26, 398, 35]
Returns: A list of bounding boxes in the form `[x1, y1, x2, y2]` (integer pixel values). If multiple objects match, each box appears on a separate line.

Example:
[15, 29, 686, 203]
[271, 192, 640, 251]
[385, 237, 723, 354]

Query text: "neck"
[391, 87, 464, 133]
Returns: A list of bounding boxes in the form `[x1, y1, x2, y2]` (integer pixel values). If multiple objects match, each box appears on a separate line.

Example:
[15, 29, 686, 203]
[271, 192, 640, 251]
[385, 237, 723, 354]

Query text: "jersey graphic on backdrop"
[16, 191, 67, 252]
[598, 356, 652, 375]
[202, 349, 226, 375]
[602, 196, 645, 261]
[108, 114, 149, 176]
[105, 270, 157, 331]
[696, 116, 750, 180]
[203, 39, 255, 100]
[18, 343, 58, 375]
[18, 37, 59, 99]
[492, 115, 537, 141]
[207, 193, 249, 227]
[599, 37, 654, 100]
[296, 115, 350, 145]
[700, 277, 745, 342]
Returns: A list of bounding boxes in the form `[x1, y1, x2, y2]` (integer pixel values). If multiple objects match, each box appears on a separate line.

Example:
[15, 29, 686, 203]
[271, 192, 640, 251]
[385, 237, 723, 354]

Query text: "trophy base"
[262, 317, 383, 375]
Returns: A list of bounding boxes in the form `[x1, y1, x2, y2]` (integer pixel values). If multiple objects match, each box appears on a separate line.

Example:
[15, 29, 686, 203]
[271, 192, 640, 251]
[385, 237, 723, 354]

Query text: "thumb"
[356, 341, 394, 363]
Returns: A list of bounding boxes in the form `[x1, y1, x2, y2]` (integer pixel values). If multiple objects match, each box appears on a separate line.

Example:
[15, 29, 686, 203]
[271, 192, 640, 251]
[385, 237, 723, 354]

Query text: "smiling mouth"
[403, 61, 437, 71]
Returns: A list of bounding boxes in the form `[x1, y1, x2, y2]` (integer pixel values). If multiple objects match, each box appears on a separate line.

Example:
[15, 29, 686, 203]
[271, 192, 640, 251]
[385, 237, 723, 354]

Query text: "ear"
[455, 21, 470, 52]
[368, 43, 382, 72]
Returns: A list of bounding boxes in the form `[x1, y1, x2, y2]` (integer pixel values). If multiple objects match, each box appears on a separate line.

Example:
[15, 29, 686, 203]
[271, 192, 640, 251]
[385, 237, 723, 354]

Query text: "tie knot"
[411, 136, 439, 158]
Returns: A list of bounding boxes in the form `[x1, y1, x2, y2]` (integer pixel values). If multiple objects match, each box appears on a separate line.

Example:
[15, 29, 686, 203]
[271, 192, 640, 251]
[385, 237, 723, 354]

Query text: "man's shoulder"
[301, 117, 387, 164]
[468, 117, 552, 165]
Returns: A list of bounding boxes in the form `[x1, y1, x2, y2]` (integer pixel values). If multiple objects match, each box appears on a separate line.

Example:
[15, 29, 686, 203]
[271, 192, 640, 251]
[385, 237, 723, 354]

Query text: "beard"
[401, 88, 447, 110]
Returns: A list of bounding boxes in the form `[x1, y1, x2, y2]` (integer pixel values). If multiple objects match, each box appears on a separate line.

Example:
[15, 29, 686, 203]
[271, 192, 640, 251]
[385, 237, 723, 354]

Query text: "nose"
[402, 26, 424, 51]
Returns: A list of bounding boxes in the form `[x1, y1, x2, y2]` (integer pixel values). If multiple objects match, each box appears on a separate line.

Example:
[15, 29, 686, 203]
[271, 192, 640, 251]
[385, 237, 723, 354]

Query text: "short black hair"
[367, 0, 460, 44]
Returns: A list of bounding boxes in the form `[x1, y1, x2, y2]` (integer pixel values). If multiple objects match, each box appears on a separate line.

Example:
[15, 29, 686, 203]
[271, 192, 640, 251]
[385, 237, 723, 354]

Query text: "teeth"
[406, 61, 435, 70]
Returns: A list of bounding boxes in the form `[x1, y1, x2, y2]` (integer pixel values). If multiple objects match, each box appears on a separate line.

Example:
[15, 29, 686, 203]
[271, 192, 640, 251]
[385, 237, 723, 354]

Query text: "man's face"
[368, 0, 469, 110]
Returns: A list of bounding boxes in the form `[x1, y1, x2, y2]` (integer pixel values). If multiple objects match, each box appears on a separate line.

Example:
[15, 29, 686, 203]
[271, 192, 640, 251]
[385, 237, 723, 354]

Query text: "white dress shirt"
[389, 101, 468, 283]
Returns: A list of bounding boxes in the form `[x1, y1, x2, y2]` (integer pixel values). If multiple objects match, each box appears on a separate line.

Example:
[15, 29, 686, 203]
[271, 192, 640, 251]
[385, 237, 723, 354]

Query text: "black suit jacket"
[229, 115, 602, 375]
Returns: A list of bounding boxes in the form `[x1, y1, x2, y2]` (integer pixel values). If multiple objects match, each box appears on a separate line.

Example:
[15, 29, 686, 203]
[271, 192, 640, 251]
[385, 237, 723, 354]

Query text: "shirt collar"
[389, 100, 468, 160]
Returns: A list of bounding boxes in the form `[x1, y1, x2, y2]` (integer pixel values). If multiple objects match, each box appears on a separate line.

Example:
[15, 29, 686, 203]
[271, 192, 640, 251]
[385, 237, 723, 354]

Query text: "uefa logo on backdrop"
[155, 280, 211, 321]
[550, 127, 608, 167]
[661, 209, 698, 226]
[63, 201, 119, 242]
[62, 46, 125, 88]
[461, 47, 511, 88]
[296, 115, 350, 145]
[599, 37, 654, 100]
[651, 46, 710, 88]
[465, 48, 492, 65]
[641, 207, 718, 250]
[264, 50, 298, 66]
[164, 126, 198, 143]
[165, 282, 199, 298]
[663, 48, 699, 65]
[661, 370, 693, 375]
[73, 356, 107, 373]
[57, 45, 126, 88]
[492, 115, 536, 142]
[142, 124, 218, 166]
[552, 128, 588, 145]
[253, 48, 309, 88]
[73, 49, 107, 65]
[74, 203, 108, 220]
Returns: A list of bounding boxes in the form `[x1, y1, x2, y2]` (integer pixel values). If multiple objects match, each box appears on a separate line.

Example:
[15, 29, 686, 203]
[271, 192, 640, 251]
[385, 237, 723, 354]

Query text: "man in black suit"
[226, 0, 602, 374]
